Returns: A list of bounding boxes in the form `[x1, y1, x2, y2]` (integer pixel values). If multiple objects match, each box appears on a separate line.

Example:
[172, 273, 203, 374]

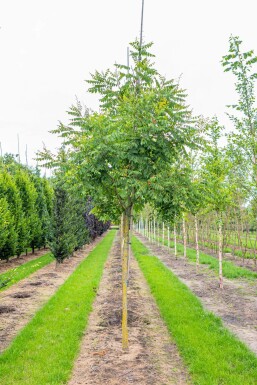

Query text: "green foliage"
[150, 160, 194, 222]
[0, 156, 53, 260]
[200, 117, 234, 215]
[132, 236, 257, 385]
[50, 182, 74, 263]
[0, 198, 14, 251]
[41, 41, 197, 219]
[49, 177, 90, 263]
[222, 35, 257, 184]
[0, 170, 20, 260]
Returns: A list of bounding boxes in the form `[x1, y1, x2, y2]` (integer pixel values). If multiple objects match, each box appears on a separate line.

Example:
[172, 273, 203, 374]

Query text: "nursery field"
[2, 8, 257, 384]
[1, 229, 257, 385]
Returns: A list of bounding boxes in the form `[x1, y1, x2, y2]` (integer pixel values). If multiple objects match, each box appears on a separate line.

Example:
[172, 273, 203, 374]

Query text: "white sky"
[1, 0, 257, 167]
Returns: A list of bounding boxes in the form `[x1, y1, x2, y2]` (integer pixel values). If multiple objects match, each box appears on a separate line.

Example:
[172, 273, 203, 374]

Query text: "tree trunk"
[183, 213, 187, 258]
[174, 222, 177, 259]
[218, 215, 223, 289]
[195, 215, 200, 269]
[121, 208, 131, 350]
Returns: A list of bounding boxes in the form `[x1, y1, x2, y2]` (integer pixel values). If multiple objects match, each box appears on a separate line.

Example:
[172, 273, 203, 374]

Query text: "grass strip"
[132, 236, 257, 385]
[0, 230, 116, 385]
[0, 252, 54, 292]
[152, 235, 257, 279]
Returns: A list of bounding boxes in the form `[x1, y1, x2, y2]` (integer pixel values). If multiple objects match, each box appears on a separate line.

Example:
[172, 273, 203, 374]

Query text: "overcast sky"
[1, 0, 257, 166]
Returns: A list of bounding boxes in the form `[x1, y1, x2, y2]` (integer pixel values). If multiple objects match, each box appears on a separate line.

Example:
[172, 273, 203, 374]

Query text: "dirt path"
[137, 233, 257, 356]
[0, 235, 105, 353]
[0, 249, 50, 276]
[68, 233, 191, 385]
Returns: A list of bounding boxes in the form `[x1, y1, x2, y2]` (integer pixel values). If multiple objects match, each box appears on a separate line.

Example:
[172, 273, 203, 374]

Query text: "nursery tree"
[0, 170, 20, 260]
[222, 36, 257, 184]
[200, 118, 233, 288]
[42, 41, 197, 349]
[14, 169, 39, 255]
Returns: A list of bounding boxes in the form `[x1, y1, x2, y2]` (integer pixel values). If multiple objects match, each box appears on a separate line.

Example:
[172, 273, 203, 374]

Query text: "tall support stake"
[162, 222, 165, 246]
[139, 0, 145, 61]
[127, 46, 130, 70]
[25, 144, 28, 166]
[17, 134, 20, 163]
[168, 226, 170, 249]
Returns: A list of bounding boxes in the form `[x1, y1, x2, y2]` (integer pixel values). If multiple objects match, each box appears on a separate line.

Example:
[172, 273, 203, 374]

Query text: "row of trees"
[0, 155, 53, 261]
[0, 155, 110, 263]
[136, 36, 257, 287]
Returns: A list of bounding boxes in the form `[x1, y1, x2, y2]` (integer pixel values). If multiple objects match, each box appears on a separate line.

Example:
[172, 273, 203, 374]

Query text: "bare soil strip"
[0, 249, 49, 275]
[0, 235, 105, 353]
[137, 234, 257, 355]
[68, 234, 191, 385]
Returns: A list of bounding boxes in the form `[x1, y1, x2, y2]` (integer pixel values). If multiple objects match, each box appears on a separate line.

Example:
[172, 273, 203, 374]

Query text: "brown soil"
[0, 235, 105, 353]
[68, 233, 191, 385]
[137, 234, 257, 356]
[0, 249, 50, 275]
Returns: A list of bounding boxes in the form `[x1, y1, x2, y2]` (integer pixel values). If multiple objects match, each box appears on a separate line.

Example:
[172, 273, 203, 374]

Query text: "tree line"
[0, 155, 109, 263]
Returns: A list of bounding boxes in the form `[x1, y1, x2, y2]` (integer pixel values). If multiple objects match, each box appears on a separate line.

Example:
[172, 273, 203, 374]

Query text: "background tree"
[200, 118, 234, 288]
[222, 35, 257, 184]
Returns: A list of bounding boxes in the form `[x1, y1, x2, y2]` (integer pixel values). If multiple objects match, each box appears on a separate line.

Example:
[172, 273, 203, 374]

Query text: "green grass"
[152, 235, 257, 280]
[132, 236, 257, 385]
[0, 252, 54, 292]
[0, 230, 116, 385]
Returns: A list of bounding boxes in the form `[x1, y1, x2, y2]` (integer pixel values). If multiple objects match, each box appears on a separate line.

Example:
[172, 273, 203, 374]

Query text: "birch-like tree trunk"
[195, 215, 200, 269]
[182, 213, 187, 258]
[218, 215, 223, 289]
[174, 222, 177, 259]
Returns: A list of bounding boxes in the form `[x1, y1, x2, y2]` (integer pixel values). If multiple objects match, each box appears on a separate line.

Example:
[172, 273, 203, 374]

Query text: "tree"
[222, 35, 257, 184]
[14, 169, 39, 255]
[200, 118, 233, 288]
[50, 182, 75, 264]
[41, 41, 197, 348]
[0, 170, 20, 260]
[0, 198, 16, 261]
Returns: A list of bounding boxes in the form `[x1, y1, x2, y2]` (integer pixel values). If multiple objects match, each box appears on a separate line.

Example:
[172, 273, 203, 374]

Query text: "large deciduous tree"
[41, 41, 197, 348]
